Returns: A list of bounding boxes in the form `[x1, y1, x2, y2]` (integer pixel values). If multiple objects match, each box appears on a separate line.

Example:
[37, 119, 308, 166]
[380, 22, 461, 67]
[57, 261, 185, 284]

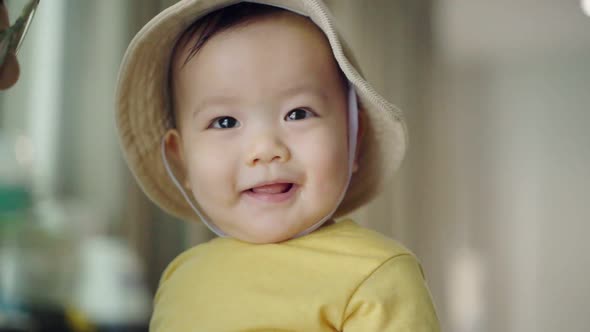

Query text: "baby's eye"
[209, 116, 240, 129]
[285, 108, 315, 121]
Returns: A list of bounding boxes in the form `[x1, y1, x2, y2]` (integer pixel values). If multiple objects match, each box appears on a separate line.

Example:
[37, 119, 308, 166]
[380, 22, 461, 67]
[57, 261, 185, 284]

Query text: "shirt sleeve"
[342, 254, 441, 332]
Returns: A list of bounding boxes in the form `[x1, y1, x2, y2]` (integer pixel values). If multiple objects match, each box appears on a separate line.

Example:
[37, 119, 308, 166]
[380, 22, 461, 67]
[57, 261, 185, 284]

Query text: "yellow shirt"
[150, 219, 440, 331]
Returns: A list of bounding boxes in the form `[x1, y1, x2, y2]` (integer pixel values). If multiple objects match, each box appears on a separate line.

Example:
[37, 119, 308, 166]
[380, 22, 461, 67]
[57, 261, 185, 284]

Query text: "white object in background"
[27, 0, 66, 197]
[447, 247, 486, 332]
[583, 0, 590, 16]
[74, 237, 151, 326]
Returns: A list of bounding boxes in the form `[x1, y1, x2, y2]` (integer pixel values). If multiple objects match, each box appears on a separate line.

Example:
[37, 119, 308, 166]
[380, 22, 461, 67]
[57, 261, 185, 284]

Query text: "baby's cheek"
[309, 145, 349, 195]
[186, 146, 233, 200]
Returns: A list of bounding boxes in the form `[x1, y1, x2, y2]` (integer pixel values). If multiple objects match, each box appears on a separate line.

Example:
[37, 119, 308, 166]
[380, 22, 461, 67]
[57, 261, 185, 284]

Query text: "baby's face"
[167, 13, 351, 243]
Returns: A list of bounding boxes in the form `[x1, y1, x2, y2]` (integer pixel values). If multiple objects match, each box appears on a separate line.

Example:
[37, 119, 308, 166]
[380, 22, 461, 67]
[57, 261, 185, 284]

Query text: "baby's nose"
[246, 134, 291, 166]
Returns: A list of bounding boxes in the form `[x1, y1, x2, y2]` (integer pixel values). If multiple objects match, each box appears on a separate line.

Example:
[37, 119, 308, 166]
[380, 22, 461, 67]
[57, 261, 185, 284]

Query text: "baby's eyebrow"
[192, 84, 326, 117]
[193, 95, 240, 117]
[279, 84, 327, 101]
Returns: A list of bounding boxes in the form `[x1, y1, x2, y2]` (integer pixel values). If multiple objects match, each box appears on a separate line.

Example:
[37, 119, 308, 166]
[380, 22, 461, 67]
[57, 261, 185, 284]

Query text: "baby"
[115, 0, 440, 331]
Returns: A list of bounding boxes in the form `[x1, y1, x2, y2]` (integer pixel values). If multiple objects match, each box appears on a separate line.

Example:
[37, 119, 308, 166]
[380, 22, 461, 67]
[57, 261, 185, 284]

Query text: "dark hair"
[178, 3, 287, 67]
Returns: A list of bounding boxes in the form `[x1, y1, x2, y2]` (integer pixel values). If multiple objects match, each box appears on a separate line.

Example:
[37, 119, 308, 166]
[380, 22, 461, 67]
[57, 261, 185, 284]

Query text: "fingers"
[0, 0, 20, 90]
[0, 52, 20, 89]
[0, 1, 8, 31]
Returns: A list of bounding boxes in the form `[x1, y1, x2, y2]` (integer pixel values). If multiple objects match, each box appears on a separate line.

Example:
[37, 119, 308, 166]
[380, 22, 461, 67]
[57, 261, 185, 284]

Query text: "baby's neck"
[319, 219, 336, 229]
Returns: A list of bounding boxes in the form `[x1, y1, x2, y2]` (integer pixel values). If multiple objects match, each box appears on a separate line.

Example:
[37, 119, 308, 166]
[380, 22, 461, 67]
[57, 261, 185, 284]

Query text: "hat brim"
[115, 0, 408, 222]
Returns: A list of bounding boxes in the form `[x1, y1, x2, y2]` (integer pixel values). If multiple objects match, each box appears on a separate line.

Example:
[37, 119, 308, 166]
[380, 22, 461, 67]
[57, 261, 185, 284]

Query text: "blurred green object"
[0, 188, 79, 332]
[0, 0, 39, 68]
[0, 186, 31, 216]
[0, 184, 32, 331]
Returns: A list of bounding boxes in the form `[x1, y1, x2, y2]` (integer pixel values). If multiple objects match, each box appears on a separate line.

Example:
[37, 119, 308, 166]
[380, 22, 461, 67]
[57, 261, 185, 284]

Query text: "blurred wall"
[426, 1, 590, 331]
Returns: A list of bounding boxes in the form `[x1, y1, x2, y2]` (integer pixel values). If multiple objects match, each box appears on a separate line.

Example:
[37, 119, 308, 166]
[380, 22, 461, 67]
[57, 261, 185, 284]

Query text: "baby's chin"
[237, 232, 294, 244]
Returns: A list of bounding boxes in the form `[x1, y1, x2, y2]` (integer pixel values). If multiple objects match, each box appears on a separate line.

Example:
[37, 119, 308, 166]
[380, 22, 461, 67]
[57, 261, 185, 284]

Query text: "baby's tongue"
[251, 183, 290, 194]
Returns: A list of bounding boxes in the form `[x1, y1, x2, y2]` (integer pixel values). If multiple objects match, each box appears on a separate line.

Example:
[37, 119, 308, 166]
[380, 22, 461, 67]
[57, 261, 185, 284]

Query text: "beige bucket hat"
[115, 0, 408, 223]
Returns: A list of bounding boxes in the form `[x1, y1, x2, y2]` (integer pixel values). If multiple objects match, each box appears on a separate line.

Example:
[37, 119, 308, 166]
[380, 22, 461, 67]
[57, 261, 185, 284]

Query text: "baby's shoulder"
[157, 239, 226, 284]
[295, 219, 415, 262]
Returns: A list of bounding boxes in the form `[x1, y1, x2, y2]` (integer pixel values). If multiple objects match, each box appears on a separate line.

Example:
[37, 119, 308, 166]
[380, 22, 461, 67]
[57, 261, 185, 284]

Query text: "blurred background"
[1, 0, 589, 331]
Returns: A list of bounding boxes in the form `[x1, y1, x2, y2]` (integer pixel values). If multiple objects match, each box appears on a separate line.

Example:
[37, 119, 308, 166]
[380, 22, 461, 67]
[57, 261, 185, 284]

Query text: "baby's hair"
[167, 2, 347, 129]
[179, 3, 287, 66]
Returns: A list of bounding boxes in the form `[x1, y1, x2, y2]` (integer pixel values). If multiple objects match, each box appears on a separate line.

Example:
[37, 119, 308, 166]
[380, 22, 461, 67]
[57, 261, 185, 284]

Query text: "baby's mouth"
[249, 183, 294, 194]
[243, 182, 298, 203]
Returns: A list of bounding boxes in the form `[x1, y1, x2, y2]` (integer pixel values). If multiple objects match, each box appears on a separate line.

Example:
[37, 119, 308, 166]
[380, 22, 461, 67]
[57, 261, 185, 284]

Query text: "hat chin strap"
[161, 83, 358, 242]
[160, 139, 228, 237]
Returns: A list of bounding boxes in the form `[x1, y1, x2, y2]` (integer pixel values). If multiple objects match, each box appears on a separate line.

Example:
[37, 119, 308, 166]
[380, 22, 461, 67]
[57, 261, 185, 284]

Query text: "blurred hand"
[0, 1, 20, 90]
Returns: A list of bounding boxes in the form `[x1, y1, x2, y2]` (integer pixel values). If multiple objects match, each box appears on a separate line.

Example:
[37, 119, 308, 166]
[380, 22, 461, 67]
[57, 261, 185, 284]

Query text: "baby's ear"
[352, 105, 365, 173]
[163, 129, 191, 189]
